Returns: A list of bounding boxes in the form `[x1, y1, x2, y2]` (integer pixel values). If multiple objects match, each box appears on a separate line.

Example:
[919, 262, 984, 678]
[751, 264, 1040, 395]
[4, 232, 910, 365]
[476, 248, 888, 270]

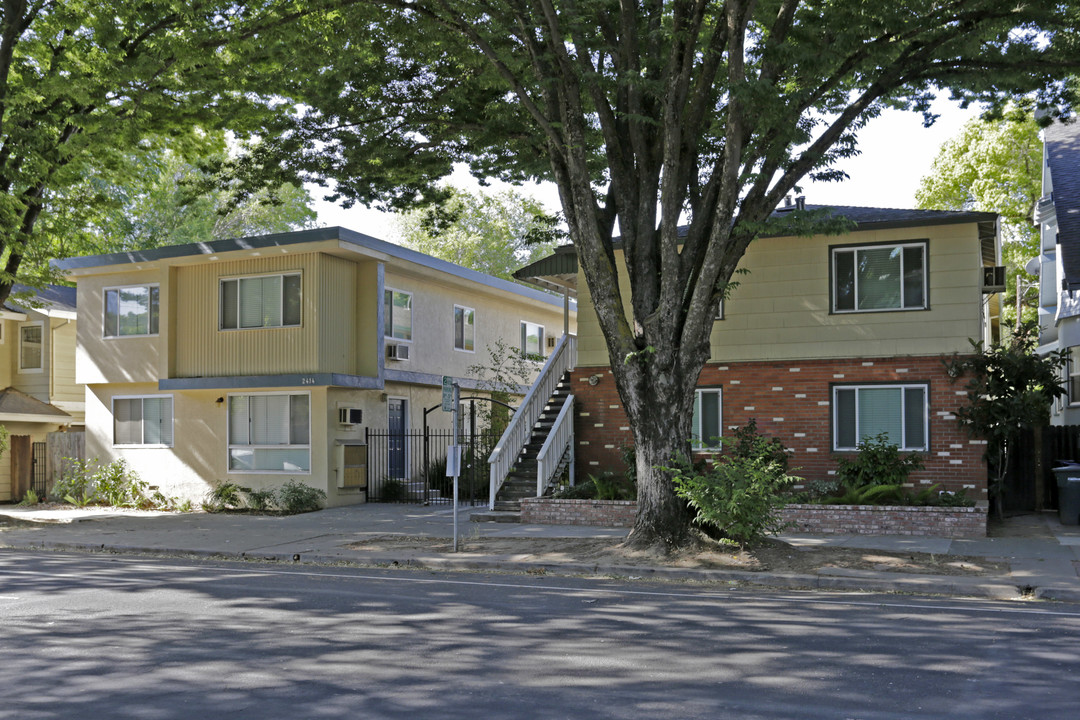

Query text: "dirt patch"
[346, 535, 1007, 577]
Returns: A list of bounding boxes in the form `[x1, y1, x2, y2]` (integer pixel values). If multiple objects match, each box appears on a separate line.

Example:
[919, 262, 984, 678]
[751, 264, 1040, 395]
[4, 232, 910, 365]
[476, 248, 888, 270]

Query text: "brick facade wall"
[570, 355, 988, 501]
[520, 497, 637, 527]
[779, 504, 987, 538]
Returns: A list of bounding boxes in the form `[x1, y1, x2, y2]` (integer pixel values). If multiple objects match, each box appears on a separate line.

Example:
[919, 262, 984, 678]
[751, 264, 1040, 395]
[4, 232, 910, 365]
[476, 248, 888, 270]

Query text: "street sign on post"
[442, 376, 454, 412]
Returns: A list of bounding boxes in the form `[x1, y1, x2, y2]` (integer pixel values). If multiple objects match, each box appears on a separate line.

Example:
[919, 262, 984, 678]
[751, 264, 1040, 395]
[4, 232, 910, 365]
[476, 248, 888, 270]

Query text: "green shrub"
[554, 478, 597, 499]
[53, 458, 157, 508]
[731, 419, 790, 471]
[665, 451, 799, 547]
[817, 481, 976, 507]
[245, 487, 277, 512]
[203, 481, 246, 512]
[93, 459, 149, 507]
[379, 477, 407, 503]
[835, 433, 923, 490]
[18, 488, 40, 506]
[52, 458, 98, 505]
[591, 472, 636, 500]
[276, 480, 326, 514]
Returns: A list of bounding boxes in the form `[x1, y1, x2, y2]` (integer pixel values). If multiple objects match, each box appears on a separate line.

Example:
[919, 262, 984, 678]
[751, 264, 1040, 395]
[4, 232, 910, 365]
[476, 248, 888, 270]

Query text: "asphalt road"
[1, 550, 1078, 720]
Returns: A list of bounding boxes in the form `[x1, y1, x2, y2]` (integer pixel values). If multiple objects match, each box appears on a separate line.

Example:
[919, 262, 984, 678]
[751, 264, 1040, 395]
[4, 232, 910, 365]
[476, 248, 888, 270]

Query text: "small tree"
[466, 338, 537, 436]
[946, 324, 1067, 518]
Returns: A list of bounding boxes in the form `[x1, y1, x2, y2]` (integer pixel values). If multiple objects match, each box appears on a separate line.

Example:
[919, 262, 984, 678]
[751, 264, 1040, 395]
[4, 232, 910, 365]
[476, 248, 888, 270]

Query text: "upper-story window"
[384, 289, 412, 341]
[832, 241, 927, 313]
[220, 273, 301, 330]
[521, 321, 544, 359]
[1068, 351, 1080, 406]
[454, 305, 475, 352]
[19, 322, 43, 372]
[104, 285, 159, 337]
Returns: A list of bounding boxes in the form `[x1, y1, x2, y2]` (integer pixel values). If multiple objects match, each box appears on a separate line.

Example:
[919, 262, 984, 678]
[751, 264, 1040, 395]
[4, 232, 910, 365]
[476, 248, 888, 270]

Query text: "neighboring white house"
[1035, 120, 1080, 424]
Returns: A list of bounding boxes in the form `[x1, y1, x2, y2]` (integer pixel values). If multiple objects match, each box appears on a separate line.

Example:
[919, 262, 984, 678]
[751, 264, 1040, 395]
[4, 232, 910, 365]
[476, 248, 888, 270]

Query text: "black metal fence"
[364, 427, 500, 505]
[31, 441, 47, 498]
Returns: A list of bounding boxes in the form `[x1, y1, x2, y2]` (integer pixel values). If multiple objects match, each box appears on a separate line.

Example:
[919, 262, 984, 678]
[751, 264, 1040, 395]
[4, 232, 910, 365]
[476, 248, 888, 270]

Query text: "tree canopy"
[916, 113, 1043, 327]
[230, 1, 1080, 546]
[395, 187, 562, 281]
[0, 0, 314, 304]
[26, 145, 317, 281]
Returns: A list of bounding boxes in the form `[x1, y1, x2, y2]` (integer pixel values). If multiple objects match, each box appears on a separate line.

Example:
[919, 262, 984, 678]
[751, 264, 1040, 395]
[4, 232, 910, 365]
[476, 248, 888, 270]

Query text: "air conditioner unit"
[338, 408, 363, 425]
[386, 343, 410, 361]
[982, 266, 1007, 294]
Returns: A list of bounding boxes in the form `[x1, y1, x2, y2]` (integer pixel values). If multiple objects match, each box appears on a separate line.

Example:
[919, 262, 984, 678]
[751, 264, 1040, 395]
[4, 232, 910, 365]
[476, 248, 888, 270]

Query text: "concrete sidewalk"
[1, 503, 1078, 603]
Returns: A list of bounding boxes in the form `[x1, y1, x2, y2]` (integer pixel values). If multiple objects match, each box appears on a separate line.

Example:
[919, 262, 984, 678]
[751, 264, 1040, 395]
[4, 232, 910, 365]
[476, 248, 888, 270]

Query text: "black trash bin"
[1052, 465, 1080, 526]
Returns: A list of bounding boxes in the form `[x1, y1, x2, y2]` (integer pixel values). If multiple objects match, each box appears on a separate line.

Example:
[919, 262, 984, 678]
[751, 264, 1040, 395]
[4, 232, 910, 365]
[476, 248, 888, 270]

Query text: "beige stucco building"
[57, 227, 574, 507]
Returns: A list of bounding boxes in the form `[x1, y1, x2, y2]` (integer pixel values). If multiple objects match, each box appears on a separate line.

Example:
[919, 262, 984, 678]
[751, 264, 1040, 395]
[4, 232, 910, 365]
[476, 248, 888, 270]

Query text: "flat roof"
[53, 226, 571, 310]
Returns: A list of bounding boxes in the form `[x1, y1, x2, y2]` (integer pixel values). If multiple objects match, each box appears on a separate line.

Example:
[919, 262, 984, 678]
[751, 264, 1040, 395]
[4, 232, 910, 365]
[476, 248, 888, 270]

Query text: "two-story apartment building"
[515, 205, 1000, 502]
[1035, 120, 1080, 424]
[0, 284, 82, 501]
[56, 227, 573, 507]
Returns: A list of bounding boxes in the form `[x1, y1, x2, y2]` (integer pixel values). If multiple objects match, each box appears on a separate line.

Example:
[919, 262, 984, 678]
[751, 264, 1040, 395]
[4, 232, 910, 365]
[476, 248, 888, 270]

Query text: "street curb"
[1, 539, 1052, 603]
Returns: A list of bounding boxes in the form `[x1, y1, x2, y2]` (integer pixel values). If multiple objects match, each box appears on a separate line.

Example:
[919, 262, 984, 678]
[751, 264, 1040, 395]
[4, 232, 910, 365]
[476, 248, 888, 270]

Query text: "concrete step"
[471, 510, 521, 523]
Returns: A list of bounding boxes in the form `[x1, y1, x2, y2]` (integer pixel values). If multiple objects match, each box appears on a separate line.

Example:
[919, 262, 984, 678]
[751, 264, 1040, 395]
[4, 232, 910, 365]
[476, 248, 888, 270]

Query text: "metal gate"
[364, 427, 499, 505]
[31, 441, 47, 498]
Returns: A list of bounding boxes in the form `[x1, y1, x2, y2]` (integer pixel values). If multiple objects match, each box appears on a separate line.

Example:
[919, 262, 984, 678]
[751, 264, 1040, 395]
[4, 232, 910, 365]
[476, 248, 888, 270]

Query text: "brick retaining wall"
[520, 497, 637, 527]
[520, 497, 987, 537]
[779, 503, 987, 538]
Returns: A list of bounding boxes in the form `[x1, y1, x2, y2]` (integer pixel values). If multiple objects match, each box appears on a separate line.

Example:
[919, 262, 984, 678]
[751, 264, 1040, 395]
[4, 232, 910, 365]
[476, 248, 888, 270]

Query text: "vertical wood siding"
[175, 253, 331, 377]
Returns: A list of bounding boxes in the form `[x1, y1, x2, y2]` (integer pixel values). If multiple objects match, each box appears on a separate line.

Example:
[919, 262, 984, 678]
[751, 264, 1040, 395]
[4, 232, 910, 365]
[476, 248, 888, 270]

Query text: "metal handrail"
[536, 394, 574, 497]
[488, 334, 577, 509]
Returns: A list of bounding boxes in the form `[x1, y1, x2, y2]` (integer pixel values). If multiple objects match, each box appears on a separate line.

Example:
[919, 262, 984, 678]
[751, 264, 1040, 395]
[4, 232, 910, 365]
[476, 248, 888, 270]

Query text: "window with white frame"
[692, 388, 723, 449]
[521, 321, 544, 358]
[220, 273, 301, 330]
[384, 288, 412, 341]
[113, 396, 174, 446]
[1069, 350, 1080, 405]
[454, 305, 475, 352]
[19, 322, 42, 372]
[832, 241, 927, 313]
[105, 285, 159, 337]
[228, 393, 310, 472]
[833, 384, 928, 451]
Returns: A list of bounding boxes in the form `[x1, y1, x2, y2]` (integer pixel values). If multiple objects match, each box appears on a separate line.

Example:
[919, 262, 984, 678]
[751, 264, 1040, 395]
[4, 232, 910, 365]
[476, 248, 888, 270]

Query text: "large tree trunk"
[615, 350, 702, 551]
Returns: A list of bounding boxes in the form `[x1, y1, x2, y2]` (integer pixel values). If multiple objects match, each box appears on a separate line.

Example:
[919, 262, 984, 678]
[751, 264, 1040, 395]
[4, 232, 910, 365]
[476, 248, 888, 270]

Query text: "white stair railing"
[536, 394, 574, 497]
[488, 334, 577, 509]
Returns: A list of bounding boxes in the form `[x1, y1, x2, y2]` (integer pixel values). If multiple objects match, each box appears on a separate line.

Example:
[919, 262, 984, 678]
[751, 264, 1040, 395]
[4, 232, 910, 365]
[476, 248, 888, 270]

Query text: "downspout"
[563, 286, 570, 337]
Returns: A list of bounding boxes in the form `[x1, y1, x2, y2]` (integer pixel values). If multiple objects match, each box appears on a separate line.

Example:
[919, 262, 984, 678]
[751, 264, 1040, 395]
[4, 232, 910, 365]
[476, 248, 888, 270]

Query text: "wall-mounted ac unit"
[982, 266, 1007, 294]
[386, 343, 410, 361]
[338, 408, 363, 425]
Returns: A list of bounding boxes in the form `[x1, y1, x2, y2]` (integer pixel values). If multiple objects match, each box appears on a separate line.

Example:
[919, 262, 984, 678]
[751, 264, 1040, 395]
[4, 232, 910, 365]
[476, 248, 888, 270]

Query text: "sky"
[310, 97, 981, 243]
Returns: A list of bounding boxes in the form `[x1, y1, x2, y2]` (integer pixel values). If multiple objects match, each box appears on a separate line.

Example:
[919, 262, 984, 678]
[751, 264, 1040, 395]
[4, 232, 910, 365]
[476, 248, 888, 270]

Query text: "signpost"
[442, 376, 461, 551]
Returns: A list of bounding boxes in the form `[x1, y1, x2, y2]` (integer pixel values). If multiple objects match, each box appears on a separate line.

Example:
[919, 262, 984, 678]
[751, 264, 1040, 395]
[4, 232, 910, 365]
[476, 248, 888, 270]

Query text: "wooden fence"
[6, 431, 85, 502]
[1009, 424, 1080, 513]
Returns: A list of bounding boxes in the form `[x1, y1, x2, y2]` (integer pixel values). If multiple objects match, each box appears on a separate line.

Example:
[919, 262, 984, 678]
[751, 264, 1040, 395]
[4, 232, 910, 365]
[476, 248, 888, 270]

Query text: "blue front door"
[388, 399, 407, 479]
